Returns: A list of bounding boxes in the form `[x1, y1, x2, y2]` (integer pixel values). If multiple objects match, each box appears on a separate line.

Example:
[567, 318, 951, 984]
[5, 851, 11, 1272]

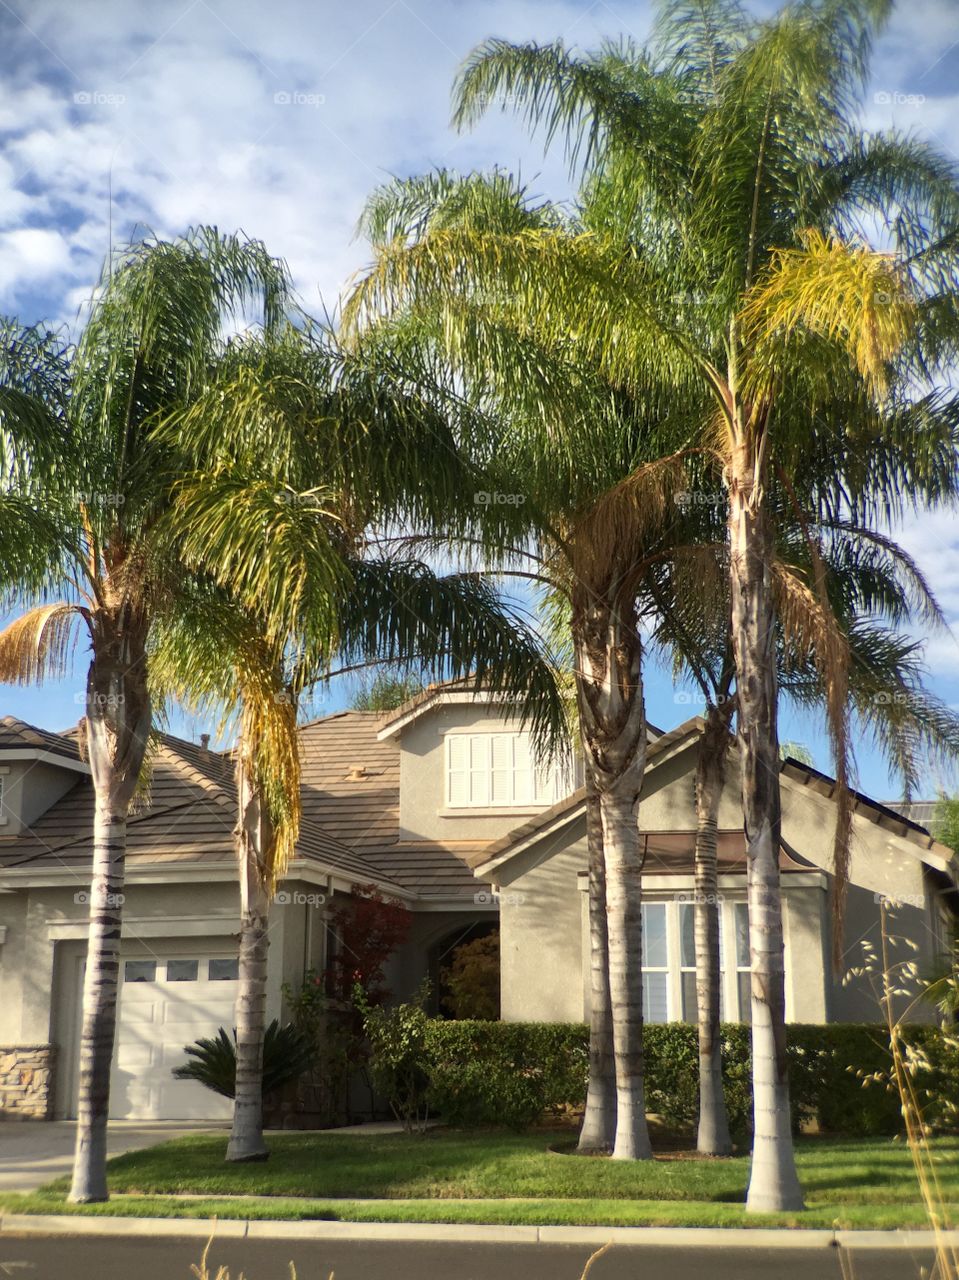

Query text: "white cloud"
[0, 226, 72, 295]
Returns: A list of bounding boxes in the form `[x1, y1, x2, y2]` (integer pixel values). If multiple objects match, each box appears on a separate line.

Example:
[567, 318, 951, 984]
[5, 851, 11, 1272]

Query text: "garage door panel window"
[209, 958, 239, 981]
[124, 960, 157, 983]
[166, 960, 199, 982]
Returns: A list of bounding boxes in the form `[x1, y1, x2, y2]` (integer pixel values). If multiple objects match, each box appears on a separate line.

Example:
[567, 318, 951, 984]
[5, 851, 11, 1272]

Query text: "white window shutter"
[468, 735, 490, 806]
[512, 733, 534, 803]
[447, 735, 470, 807]
[489, 734, 513, 805]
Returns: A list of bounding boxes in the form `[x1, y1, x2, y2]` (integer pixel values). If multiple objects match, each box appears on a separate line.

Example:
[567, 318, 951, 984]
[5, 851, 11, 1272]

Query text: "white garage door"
[108, 954, 240, 1121]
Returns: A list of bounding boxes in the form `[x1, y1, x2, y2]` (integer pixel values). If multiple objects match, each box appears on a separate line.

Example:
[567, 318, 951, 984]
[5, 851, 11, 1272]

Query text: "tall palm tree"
[0, 230, 292, 1202]
[154, 322, 571, 1163]
[658, 509, 959, 1155]
[349, 0, 959, 1207]
[351, 168, 706, 1159]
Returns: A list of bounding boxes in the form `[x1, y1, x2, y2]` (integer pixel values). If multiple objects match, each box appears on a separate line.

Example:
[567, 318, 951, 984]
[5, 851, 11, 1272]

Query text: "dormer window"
[445, 731, 567, 808]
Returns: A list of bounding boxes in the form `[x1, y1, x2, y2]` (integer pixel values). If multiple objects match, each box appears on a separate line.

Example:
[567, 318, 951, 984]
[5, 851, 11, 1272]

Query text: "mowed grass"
[1, 1189, 951, 1229]
[12, 1128, 958, 1229]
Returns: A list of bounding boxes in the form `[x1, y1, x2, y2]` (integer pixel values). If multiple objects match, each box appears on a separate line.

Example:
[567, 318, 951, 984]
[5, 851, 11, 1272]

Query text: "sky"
[1, 0, 959, 798]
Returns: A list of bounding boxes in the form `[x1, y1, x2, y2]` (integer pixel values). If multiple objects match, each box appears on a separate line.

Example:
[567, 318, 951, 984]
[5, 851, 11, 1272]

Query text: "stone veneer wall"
[0, 1045, 56, 1119]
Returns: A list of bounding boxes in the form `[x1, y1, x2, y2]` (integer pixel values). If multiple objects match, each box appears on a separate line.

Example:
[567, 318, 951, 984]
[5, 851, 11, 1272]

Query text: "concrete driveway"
[0, 1121, 223, 1193]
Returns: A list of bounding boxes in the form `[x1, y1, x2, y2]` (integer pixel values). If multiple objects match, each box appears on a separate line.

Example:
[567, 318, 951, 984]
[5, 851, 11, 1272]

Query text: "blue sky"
[1, 0, 959, 798]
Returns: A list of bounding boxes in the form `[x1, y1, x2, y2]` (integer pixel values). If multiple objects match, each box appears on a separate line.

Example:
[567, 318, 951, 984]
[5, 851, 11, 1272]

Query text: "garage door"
[108, 954, 240, 1121]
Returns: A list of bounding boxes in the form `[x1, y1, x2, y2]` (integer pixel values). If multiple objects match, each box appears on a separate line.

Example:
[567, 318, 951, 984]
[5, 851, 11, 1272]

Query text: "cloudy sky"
[2, 0, 959, 797]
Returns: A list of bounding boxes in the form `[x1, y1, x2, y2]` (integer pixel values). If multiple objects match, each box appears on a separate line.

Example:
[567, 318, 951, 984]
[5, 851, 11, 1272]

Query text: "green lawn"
[6, 1129, 957, 1230]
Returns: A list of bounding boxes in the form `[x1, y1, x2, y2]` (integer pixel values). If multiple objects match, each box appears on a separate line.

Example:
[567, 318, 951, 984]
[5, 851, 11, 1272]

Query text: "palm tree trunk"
[578, 769, 615, 1152]
[694, 702, 732, 1156]
[226, 752, 272, 1163]
[69, 623, 151, 1204]
[727, 453, 804, 1212]
[574, 591, 651, 1161]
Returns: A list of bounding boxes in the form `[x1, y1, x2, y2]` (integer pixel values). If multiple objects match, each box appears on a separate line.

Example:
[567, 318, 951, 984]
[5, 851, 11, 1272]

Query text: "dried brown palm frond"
[774, 558, 852, 961]
[565, 451, 688, 588]
[0, 603, 86, 685]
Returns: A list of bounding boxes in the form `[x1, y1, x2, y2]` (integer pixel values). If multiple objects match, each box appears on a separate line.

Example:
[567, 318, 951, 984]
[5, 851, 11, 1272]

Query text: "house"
[0, 689, 954, 1122]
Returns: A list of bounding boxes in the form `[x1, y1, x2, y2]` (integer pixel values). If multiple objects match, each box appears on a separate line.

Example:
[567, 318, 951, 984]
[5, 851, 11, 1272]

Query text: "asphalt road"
[0, 1235, 945, 1280]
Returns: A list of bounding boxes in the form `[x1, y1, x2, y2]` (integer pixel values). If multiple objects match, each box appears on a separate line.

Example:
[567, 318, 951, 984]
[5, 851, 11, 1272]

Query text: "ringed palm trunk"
[727, 442, 804, 1212]
[577, 767, 615, 1152]
[226, 753, 273, 1163]
[574, 588, 651, 1161]
[70, 612, 151, 1204]
[694, 702, 733, 1156]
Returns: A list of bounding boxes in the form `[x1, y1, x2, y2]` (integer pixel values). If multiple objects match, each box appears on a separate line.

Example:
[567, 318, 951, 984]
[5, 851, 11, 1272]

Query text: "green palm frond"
[741, 229, 916, 396]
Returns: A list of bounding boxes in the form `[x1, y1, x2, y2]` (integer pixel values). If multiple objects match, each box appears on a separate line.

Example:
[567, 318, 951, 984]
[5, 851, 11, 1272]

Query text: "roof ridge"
[154, 735, 233, 804]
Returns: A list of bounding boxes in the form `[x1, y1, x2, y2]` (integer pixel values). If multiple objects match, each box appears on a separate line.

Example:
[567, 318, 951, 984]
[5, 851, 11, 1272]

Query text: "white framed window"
[679, 901, 724, 1023]
[642, 902, 669, 1023]
[734, 902, 752, 1023]
[445, 732, 568, 808]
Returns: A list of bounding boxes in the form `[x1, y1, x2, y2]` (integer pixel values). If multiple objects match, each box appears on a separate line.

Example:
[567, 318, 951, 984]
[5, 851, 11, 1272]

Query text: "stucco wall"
[0, 760, 84, 837]
[493, 739, 940, 1026]
[498, 821, 589, 1023]
[397, 704, 567, 842]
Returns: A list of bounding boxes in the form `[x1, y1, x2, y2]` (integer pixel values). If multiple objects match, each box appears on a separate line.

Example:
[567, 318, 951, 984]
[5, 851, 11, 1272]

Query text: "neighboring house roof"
[883, 799, 940, 830]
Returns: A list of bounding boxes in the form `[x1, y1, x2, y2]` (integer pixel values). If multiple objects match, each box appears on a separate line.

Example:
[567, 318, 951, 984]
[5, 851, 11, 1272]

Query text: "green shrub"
[362, 986, 433, 1132]
[420, 1019, 959, 1137]
[424, 1020, 588, 1129]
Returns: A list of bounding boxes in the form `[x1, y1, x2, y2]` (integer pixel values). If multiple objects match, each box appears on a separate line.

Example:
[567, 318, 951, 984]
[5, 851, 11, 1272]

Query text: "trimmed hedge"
[425, 1021, 588, 1130]
[422, 1020, 959, 1137]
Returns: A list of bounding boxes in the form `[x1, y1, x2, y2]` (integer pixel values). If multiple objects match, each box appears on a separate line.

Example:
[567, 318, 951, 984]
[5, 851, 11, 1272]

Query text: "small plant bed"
[10, 1128, 959, 1229]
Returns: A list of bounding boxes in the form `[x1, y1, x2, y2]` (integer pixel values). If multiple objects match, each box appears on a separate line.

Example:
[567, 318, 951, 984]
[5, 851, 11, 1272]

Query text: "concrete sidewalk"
[0, 1121, 222, 1192]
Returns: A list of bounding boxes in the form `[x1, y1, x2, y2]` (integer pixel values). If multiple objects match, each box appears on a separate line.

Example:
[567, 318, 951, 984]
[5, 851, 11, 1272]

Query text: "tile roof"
[0, 715, 84, 763]
[0, 726, 397, 890]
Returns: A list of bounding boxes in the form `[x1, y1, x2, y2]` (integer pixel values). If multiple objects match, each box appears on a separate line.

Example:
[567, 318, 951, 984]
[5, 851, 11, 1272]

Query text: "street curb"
[2, 1214, 959, 1249]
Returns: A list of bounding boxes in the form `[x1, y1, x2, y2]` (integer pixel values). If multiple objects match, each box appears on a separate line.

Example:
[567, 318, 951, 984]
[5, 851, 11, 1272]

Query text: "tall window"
[734, 902, 752, 1022]
[679, 901, 724, 1023]
[642, 903, 669, 1023]
[446, 732, 568, 808]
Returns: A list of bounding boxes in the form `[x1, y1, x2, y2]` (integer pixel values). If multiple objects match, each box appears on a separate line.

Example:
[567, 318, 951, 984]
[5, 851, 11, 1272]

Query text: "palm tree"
[351, 168, 708, 1159]
[154, 323, 571, 1162]
[658, 508, 959, 1155]
[348, 0, 959, 1207]
[0, 230, 292, 1202]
